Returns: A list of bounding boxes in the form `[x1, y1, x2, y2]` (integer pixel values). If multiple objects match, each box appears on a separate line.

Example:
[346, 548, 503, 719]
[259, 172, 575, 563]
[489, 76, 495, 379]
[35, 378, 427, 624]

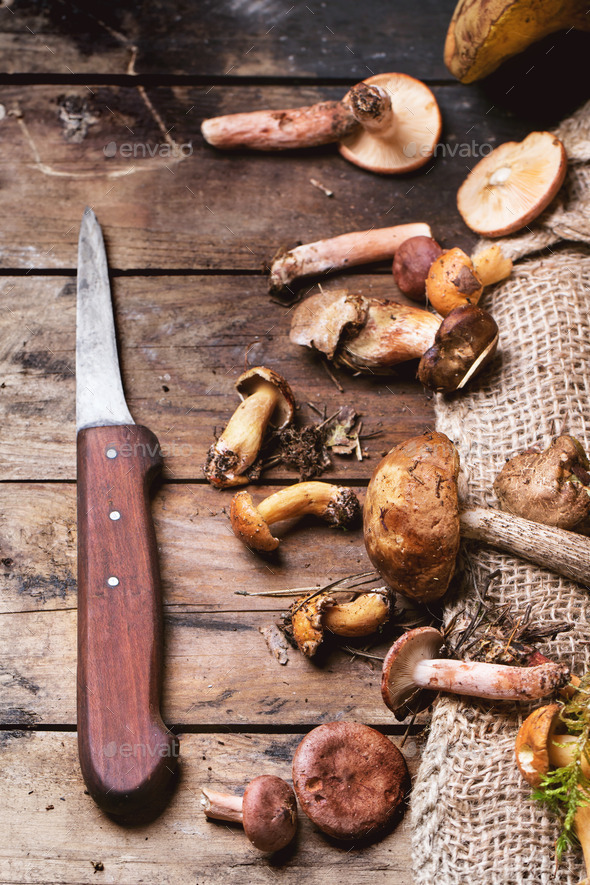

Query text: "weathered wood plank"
[0, 84, 535, 270]
[0, 0, 456, 80]
[0, 730, 421, 884]
[0, 605, 410, 726]
[0, 483, 375, 613]
[0, 275, 437, 480]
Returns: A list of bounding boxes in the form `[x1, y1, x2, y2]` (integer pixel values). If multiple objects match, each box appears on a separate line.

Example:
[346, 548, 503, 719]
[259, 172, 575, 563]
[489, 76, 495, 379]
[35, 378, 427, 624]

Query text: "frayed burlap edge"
[411, 102, 590, 885]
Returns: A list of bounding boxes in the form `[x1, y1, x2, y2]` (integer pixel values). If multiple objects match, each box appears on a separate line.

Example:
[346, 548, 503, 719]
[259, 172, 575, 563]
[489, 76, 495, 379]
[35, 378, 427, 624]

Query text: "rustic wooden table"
[1, 1, 584, 882]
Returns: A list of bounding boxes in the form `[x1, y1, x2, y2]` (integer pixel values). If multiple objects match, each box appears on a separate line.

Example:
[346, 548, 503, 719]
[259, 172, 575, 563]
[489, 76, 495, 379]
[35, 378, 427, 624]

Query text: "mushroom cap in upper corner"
[242, 775, 298, 852]
[230, 491, 279, 552]
[292, 721, 409, 841]
[381, 626, 444, 719]
[338, 73, 442, 174]
[236, 366, 295, 429]
[456, 131, 567, 237]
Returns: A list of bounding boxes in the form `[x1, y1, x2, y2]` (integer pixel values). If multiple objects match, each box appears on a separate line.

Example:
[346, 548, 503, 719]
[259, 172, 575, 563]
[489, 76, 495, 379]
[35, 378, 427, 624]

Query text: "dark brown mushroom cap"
[393, 236, 443, 302]
[289, 289, 369, 360]
[418, 303, 499, 393]
[242, 775, 298, 852]
[494, 435, 590, 529]
[381, 627, 444, 720]
[363, 432, 461, 602]
[236, 366, 295, 429]
[515, 704, 561, 787]
[292, 722, 409, 841]
[230, 491, 279, 552]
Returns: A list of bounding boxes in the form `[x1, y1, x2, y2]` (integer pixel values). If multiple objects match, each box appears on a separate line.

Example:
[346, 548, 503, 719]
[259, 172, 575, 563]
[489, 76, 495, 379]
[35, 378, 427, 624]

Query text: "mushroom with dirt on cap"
[381, 626, 570, 720]
[289, 588, 391, 657]
[201, 775, 297, 853]
[230, 481, 361, 552]
[363, 431, 590, 599]
[457, 131, 567, 237]
[202, 73, 441, 175]
[292, 721, 410, 841]
[204, 366, 295, 489]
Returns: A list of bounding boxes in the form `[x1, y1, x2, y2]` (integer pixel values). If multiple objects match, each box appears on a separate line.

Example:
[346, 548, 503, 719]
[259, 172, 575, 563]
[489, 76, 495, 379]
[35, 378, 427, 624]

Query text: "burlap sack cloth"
[412, 101, 590, 884]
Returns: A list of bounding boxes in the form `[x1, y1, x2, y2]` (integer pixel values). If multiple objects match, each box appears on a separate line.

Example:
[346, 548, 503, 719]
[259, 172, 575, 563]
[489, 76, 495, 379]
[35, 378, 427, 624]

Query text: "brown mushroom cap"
[418, 303, 499, 393]
[494, 435, 590, 529]
[363, 432, 461, 602]
[515, 704, 561, 787]
[242, 775, 298, 852]
[457, 132, 567, 237]
[230, 491, 279, 552]
[236, 366, 295, 430]
[381, 626, 444, 719]
[338, 73, 442, 174]
[393, 236, 443, 302]
[292, 722, 409, 841]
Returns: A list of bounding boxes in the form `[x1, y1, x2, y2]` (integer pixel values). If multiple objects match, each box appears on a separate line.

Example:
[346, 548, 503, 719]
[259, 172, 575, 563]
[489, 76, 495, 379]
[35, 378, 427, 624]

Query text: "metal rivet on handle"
[107, 576, 120, 587]
[109, 511, 121, 521]
[106, 448, 118, 459]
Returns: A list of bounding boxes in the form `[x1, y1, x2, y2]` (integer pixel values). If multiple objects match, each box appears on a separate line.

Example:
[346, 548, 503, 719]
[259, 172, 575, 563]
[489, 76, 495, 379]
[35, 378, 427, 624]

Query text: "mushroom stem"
[257, 481, 352, 524]
[460, 507, 590, 586]
[346, 83, 395, 136]
[216, 382, 280, 473]
[269, 222, 432, 296]
[323, 592, 390, 637]
[201, 788, 243, 823]
[411, 658, 569, 700]
[201, 101, 359, 150]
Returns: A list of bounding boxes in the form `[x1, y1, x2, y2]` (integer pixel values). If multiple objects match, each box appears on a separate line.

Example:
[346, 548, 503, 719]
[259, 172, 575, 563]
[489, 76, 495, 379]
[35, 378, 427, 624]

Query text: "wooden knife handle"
[77, 424, 178, 817]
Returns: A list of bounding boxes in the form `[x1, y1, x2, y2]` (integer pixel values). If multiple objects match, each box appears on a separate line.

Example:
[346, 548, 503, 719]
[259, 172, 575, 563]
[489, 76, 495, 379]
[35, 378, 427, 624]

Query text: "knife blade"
[76, 208, 178, 818]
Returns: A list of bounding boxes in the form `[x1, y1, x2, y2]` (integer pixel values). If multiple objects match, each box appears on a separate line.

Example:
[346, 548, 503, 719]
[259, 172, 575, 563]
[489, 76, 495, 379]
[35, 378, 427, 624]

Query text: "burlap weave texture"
[412, 102, 590, 884]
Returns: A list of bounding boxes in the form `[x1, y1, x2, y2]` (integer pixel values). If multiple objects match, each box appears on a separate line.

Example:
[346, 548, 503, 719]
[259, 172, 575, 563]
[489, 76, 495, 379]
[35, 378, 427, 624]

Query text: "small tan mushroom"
[457, 132, 567, 237]
[204, 367, 295, 489]
[230, 482, 361, 552]
[202, 775, 297, 852]
[381, 628, 569, 721]
[425, 247, 484, 317]
[494, 435, 590, 529]
[418, 303, 499, 393]
[269, 222, 432, 297]
[292, 722, 410, 841]
[290, 590, 390, 657]
[471, 243, 513, 287]
[202, 74, 441, 175]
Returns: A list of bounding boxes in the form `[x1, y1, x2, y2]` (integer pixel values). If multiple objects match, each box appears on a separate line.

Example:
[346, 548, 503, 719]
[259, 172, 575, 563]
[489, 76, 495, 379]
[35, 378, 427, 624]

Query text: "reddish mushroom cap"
[292, 721, 409, 841]
[381, 627, 444, 720]
[242, 775, 298, 852]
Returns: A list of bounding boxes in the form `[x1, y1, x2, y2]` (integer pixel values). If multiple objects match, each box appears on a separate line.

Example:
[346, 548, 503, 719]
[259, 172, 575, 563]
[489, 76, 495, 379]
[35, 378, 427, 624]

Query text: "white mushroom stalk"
[269, 222, 432, 297]
[201, 788, 244, 823]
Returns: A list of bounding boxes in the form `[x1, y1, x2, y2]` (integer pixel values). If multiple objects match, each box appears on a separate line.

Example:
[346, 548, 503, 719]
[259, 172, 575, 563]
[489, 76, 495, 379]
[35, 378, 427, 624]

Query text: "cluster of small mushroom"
[202, 721, 410, 850]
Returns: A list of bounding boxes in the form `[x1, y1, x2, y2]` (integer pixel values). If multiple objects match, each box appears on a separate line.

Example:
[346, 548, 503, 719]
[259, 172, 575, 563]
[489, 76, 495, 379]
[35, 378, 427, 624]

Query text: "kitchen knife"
[76, 208, 178, 817]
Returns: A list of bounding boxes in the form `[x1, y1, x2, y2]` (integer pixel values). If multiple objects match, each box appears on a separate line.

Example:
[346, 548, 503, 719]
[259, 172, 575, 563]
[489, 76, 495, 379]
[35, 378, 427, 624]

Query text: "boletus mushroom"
[494, 435, 590, 529]
[292, 721, 409, 841]
[392, 235, 444, 302]
[201, 775, 297, 852]
[290, 589, 390, 657]
[418, 303, 499, 392]
[381, 626, 570, 720]
[363, 431, 590, 601]
[516, 698, 590, 877]
[204, 367, 295, 489]
[457, 132, 567, 237]
[269, 222, 432, 297]
[230, 481, 361, 552]
[202, 73, 441, 174]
